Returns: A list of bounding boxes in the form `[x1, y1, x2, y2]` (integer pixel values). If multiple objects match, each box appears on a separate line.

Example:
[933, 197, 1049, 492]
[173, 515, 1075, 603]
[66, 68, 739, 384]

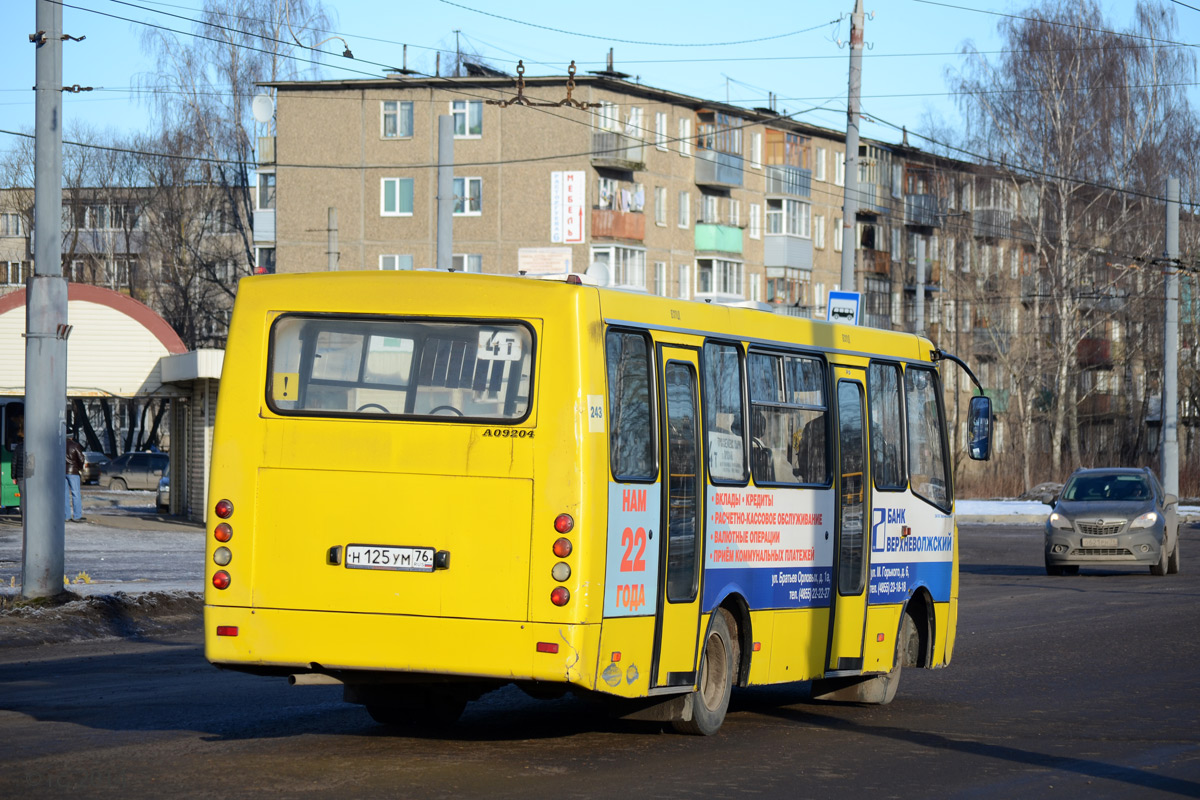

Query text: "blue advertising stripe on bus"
[703, 566, 833, 611]
[868, 560, 952, 604]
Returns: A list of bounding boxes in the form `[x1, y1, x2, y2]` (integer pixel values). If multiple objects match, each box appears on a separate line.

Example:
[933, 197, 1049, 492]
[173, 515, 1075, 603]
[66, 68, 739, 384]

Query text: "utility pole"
[436, 115, 454, 270]
[1162, 177, 1179, 498]
[454, 30, 461, 77]
[840, 0, 864, 294]
[327, 208, 338, 271]
[24, 0, 69, 598]
[915, 235, 926, 335]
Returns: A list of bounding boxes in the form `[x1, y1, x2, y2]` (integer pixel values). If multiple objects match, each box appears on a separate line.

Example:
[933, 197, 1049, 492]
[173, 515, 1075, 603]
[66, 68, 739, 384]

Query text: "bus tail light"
[552, 537, 572, 558]
[215, 499, 234, 519]
[536, 642, 559, 654]
[554, 513, 574, 533]
[212, 570, 231, 590]
[550, 586, 570, 606]
[216, 626, 238, 637]
[214, 523, 232, 542]
[551, 562, 571, 582]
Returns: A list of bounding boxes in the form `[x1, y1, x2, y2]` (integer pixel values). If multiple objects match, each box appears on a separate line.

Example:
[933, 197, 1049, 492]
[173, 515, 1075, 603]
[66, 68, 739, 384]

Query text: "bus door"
[827, 373, 870, 673]
[651, 346, 705, 689]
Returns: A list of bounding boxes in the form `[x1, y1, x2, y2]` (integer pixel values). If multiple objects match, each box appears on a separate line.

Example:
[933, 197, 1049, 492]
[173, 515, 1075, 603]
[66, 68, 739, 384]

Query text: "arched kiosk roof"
[0, 284, 188, 398]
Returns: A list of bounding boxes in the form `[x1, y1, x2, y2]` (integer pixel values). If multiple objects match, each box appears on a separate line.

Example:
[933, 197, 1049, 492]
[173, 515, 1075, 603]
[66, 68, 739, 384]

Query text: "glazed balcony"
[695, 149, 743, 189]
[591, 132, 645, 171]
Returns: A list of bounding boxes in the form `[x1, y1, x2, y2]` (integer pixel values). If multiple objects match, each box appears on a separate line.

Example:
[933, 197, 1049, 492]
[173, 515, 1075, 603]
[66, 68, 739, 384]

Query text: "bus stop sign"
[827, 291, 860, 325]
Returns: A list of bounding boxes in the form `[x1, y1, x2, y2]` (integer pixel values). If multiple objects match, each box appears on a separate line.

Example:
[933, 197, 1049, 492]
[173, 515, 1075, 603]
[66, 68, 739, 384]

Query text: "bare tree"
[950, 0, 1199, 480]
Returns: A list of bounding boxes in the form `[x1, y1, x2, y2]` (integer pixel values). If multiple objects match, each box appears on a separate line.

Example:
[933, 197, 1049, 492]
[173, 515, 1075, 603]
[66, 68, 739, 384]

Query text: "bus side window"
[746, 352, 828, 486]
[867, 362, 905, 491]
[905, 366, 950, 509]
[702, 341, 746, 483]
[605, 331, 656, 481]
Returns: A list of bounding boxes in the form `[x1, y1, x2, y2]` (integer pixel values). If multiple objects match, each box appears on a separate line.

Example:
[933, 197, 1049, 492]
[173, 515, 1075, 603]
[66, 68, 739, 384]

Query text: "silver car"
[1044, 467, 1180, 576]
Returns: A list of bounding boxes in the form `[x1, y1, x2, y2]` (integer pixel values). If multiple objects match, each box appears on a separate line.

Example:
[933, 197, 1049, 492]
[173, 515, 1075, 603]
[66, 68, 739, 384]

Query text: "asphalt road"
[0, 521, 1198, 799]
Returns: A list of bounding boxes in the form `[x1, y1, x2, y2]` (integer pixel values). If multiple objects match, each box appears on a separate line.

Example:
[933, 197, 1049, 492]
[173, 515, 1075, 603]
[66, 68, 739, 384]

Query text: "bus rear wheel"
[673, 608, 737, 736]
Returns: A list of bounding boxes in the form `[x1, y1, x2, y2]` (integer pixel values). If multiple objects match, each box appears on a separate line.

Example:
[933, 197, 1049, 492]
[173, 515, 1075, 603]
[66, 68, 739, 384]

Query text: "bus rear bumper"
[204, 605, 600, 689]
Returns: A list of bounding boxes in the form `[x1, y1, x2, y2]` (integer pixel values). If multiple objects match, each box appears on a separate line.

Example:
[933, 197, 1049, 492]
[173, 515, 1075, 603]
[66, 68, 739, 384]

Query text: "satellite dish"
[251, 93, 275, 124]
[587, 260, 611, 288]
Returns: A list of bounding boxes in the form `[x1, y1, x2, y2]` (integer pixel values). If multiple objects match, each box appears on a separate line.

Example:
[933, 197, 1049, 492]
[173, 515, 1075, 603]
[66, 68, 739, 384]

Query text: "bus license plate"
[1081, 537, 1118, 548]
[344, 544, 435, 572]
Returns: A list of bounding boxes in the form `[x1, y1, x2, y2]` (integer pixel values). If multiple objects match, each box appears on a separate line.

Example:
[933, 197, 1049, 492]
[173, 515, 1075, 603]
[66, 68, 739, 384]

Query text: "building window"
[751, 132, 763, 169]
[696, 258, 743, 298]
[750, 274, 761, 302]
[701, 194, 720, 224]
[1, 261, 25, 285]
[678, 118, 692, 157]
[596, 101, 620, 131]
[453, 177, 482, 215]
[1, 212, 23, 237]
[749, 203, 761, 239]
[767, 267, 810, 307]
[655, 186, 667, 226]
[834, 151, 845, 187]
[452, 100, 483, 137]
[654, 261, 668, 296]
[728, 198, 740, 227]
[380, 254, 413, 270]
[382, 100, 413, 139]
[592, 245, 647, 290]
[381, 177, 414, 216]
[814, 147, 827, 181]
[452, 254, 483, 273]
[655, 112, 668, 150]
[255, 247, 276, 274]
[813, 214, 825, 249]
[257, 173, 276, 210]
[678, 191, 690, 228]
[766, 198, 810, 237]
[833, 218, 843, 252]
[678, 264, 691, 300]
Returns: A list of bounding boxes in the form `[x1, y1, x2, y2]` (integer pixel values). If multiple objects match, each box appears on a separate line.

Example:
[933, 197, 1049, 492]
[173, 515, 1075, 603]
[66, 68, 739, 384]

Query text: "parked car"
[99, 451, 169, 491]
[156, 470, 170, 513]
[81, 451, 110, 485]
[1044, 467, 1180, 576]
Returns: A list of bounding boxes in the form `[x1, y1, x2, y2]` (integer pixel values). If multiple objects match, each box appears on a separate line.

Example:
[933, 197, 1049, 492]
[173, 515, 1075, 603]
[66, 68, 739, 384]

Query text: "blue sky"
[2, 0, 1198, 152]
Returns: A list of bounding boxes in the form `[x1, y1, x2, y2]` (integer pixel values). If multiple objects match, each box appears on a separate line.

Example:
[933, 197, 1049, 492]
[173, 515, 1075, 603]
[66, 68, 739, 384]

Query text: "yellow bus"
[205, 270, 991, 735]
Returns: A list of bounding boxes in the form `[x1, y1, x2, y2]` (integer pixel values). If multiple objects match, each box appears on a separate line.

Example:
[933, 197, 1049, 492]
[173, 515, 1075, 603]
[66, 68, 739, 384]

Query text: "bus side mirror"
[967, 395, 992, 461]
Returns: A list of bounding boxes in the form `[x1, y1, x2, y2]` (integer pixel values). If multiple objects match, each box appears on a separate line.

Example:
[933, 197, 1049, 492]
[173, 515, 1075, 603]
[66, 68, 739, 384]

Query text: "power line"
[435, 0, 841, 48]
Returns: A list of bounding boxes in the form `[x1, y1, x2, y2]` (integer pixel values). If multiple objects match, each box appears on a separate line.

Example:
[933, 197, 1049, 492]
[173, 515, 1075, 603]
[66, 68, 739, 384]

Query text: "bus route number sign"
[478, 330, 523, 361]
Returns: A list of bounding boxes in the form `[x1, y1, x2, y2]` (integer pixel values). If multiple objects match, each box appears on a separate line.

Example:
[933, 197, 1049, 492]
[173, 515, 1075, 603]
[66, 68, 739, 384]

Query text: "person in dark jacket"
[66, 436, 86, 522]
[10, 417, 24, 520]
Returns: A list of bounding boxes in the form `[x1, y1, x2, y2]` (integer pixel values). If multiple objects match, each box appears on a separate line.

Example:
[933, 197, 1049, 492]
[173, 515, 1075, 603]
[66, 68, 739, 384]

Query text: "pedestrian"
[66, 435, 86, 522]
[10, 415, 24, 520]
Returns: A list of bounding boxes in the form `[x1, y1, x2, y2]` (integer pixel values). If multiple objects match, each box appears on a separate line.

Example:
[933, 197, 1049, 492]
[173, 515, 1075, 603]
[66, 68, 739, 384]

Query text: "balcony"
[258, 136, 275, 165]
[983, 388, 1011, 414]
[858, 248, 891, 276]
[764, 234, 812, 270]
[905, 194, 942, 227]
[1076, 337, 1127, 367]
[769, 303, 813, 319]
[591, 131, 645, 171]
[1078, 392, 1120, 417]
[253, 209, 275, 243]
[695, 149, 744, 189]
[591, 208, 645, 241]
[973, 207, 1013, 239]
[694, 223, 743, 254]
[973, 328, 1012, 357]
[903, 259, 941, 288]
[765, 165, 811, 198]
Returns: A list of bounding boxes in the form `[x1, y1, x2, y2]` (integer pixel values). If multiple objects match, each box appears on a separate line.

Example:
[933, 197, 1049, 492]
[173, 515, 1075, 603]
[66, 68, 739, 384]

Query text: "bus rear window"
[268, 316, 533, 420]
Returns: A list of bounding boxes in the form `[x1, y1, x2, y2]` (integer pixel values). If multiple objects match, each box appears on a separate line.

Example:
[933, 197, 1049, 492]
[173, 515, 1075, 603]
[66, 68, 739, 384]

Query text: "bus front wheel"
[673, 608, 737, 736]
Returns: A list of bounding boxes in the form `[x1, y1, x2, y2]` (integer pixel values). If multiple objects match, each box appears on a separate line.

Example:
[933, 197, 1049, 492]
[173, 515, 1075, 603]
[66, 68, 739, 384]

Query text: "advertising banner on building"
[551, 171, 585, 244]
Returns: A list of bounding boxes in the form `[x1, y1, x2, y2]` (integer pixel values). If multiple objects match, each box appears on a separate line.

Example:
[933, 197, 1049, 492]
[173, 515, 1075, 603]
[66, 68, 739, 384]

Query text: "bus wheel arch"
[901, 589, 934, 669]
[672, 606, 738, 736]
[718, 593, 752, 688]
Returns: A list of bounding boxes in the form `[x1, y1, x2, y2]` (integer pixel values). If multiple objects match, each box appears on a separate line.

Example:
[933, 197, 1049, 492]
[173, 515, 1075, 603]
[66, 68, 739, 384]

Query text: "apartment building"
[262, 70, 857, 318]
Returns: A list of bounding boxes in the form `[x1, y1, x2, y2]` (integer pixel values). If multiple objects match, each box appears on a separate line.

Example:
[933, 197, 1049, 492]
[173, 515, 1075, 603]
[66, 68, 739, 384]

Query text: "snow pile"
[0, 590, 202, 648]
